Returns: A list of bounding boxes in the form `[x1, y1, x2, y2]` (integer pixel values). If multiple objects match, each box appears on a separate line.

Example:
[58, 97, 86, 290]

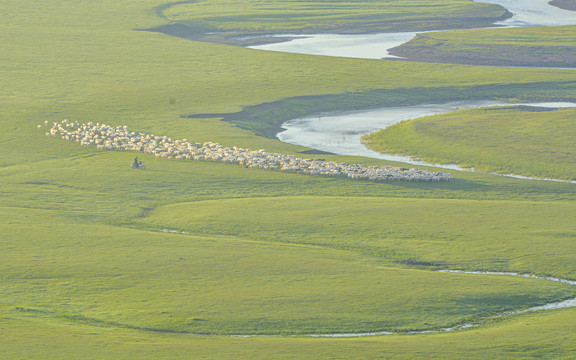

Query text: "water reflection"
[249, 32, 419, 59]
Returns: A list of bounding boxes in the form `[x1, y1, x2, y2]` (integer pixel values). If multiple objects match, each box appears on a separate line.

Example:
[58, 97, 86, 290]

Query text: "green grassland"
[1, 0, 576, 358]
[363, 106, 576, 180]
[390, 25, 576, 67]
[5, 206, 574, 336]
[418, 25, 576, 46]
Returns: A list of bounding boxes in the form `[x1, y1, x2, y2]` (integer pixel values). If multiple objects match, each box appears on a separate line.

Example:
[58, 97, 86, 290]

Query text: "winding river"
[250, 0, 576, 59]
[248, 0, 576, 180]
[254, 1, 576, 335]
[277, 101, 576, 174]
[238, 1, 576, 337]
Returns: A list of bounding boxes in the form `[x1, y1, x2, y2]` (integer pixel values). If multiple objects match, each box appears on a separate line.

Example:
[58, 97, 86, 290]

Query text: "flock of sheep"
[41, 119, 453, 182]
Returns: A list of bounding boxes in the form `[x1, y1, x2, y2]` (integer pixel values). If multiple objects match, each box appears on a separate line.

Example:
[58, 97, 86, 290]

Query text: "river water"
[248, 1, 576, 178]
[249, 0, 576, 59]
[277, 102, 576, 173]
[480, 0, 576, 26]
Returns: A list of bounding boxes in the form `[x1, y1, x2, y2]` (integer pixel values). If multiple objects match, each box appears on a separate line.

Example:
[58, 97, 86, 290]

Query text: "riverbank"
[238, 269, 576, 337]
[362, 105, 576, 181]
[145, 1, 511, 47]
[389, 26, 576, 68]
[550, 0, 576, 11]
[185, 82, 576, 142]
[388, 37, 576, 68]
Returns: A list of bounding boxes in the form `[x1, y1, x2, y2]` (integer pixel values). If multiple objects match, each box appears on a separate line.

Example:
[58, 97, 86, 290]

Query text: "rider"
[132, 156, 140, 169]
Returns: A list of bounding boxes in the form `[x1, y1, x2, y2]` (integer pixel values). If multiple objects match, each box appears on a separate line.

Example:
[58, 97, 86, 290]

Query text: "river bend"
[248, 1, 576, 179]
[249, 0, 576, 59]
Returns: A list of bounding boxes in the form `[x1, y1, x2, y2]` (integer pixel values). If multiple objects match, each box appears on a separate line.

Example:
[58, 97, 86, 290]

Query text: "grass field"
[137, 196, 576, 278]
[1, 0, 576, 358]
[363, 106, 576, 180]
[6, 206, 575, 336]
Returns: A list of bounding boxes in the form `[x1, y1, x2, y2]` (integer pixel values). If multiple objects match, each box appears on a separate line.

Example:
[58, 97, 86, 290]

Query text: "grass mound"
[363, 106, 576, 181]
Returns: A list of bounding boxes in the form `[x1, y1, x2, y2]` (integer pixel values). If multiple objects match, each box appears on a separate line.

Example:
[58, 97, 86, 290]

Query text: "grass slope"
[363, 106, 576, 180]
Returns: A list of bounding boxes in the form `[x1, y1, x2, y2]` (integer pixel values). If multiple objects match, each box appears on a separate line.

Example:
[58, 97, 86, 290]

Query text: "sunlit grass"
[406, 25, 576, 46]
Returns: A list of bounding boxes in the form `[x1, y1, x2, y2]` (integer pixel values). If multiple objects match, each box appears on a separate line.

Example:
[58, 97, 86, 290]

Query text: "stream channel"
[248, 0, 576, 180]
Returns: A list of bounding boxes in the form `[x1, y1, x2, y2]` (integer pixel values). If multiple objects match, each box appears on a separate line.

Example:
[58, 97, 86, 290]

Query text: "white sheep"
[43, 120, 452, 182]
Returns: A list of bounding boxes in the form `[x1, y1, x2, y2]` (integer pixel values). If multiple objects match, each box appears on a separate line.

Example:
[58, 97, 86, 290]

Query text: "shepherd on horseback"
[131, 156, 145, 169]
